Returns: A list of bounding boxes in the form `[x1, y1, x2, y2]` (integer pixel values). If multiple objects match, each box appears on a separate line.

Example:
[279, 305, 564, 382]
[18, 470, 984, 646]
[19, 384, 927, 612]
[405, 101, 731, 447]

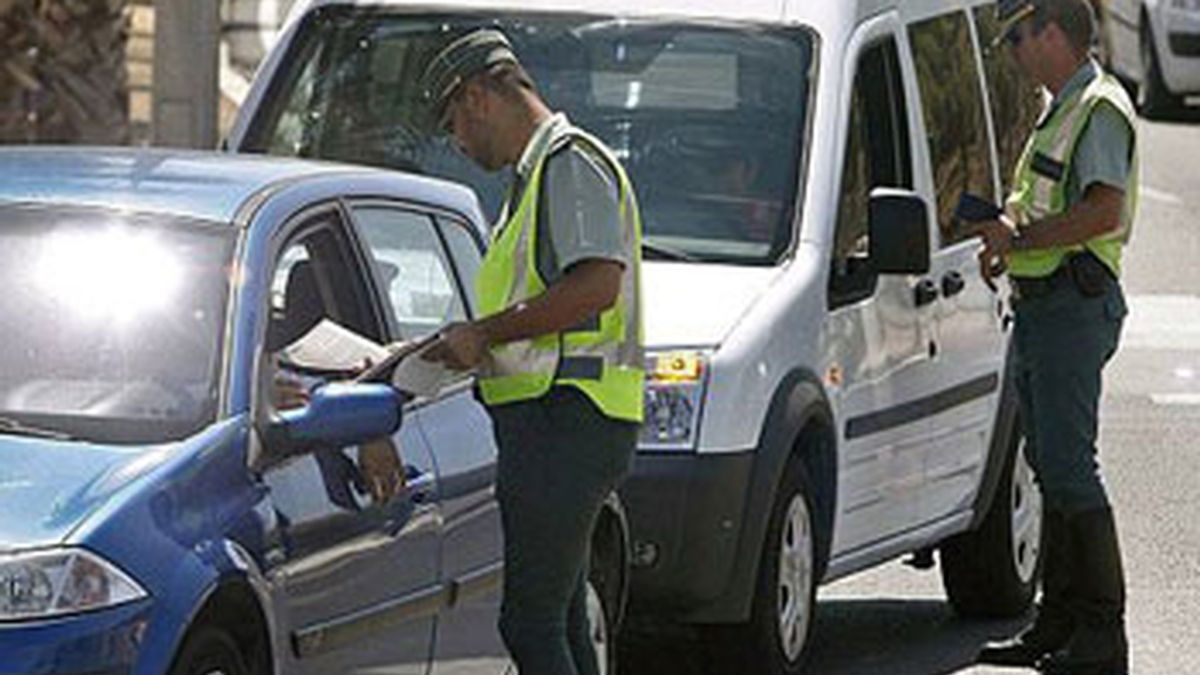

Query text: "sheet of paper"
[391, 339, 461, 398]
[279, 319, 391, 374]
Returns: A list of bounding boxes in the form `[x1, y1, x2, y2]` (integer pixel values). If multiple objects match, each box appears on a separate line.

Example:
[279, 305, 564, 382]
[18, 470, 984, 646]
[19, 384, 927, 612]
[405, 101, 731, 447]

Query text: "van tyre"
[169, 625, 250, 675]
[1138, 22, 1184, 118]
[705, 459, 817, 674]
[939, 431, 1042, 618]
[587, 563, 619, 675]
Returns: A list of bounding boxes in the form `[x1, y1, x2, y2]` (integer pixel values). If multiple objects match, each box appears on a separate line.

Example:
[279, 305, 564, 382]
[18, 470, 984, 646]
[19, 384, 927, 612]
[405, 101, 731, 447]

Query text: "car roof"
[0, 146, 481, 225]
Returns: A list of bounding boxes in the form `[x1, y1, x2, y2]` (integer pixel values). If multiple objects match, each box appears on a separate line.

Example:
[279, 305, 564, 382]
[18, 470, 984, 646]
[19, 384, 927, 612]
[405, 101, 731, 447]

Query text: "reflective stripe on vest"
[475, 124, 645, 423]
[1006, 72, 1139, 278]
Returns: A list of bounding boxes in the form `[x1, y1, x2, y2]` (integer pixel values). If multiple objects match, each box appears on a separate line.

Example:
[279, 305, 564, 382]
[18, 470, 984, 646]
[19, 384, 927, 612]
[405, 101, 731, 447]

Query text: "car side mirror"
[267, 383, 404, 456]
[868, 188, 931, 275]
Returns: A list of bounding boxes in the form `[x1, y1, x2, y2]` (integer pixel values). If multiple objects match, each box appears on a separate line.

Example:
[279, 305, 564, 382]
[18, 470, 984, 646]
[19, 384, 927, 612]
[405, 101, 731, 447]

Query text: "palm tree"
[0, 0, 129, 144]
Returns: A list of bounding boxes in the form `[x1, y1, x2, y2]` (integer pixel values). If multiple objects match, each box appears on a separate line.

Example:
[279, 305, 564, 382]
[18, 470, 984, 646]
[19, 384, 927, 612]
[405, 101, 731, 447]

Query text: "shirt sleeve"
[539, 144, 627, 279]
[1071, 101, 1133, 195]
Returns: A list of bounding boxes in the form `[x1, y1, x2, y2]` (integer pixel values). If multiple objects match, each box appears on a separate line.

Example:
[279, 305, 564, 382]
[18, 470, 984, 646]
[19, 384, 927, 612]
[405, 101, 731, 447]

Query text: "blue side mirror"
[273, 383, 404, 452]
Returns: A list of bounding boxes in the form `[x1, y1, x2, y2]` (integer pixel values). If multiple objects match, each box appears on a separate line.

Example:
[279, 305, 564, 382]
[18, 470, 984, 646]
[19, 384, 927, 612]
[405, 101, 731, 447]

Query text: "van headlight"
[640, 350, 709, 451]
[0, 548, 148, 621]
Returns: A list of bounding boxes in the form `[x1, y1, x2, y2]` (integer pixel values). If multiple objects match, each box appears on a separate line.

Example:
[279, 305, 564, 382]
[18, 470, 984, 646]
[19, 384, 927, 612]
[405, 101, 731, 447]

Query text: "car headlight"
[0, 548, 148, 621]
[640, 350, 710, 451]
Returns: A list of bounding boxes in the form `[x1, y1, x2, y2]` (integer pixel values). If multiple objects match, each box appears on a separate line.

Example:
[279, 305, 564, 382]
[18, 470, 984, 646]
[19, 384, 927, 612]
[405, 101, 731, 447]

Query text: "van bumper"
[1162, 9, 1200, 93]
[619, 450, 755, 620]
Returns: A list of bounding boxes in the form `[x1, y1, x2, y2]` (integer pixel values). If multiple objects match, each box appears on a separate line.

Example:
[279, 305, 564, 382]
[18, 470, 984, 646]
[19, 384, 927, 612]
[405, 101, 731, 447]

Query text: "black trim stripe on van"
[844, 373, 1000, 440]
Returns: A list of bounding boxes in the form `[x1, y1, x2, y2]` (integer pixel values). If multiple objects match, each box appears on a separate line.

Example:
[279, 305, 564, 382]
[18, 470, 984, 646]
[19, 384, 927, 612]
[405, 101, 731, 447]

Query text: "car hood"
[642, 261, 782, 348]
[0, 435, 176, 550]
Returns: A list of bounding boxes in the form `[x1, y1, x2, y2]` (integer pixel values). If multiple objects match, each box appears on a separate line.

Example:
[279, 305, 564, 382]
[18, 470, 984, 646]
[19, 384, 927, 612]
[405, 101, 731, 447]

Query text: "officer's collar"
[1038, 59, 1099, 128]
[1051, 59, 1099, 108]
[515, 112, 570, 179]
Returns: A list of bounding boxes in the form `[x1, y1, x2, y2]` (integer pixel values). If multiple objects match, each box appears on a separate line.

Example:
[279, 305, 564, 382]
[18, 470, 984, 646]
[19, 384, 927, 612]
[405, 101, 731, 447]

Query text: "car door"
[824, 16, 939, 556]
[906, 8, 1011, 524]
[256, 205, 441, 675]
[347, 202, 509, 674]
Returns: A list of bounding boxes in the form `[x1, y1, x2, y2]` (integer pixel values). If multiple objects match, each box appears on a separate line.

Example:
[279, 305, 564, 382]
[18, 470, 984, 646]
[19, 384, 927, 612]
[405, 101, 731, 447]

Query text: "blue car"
[0, 148, 628, 675]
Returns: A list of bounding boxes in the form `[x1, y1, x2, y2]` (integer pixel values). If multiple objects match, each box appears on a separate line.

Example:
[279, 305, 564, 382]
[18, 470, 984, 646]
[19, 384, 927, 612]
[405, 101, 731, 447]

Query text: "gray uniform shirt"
[509, 113, 627, 285]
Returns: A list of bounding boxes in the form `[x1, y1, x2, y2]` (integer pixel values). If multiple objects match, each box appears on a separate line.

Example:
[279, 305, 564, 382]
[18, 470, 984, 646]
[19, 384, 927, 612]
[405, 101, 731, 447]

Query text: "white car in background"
[1102, 0, 1200, 116]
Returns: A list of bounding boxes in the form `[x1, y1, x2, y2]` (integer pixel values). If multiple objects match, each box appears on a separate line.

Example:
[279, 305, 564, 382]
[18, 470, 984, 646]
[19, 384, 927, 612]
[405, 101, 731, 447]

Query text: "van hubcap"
[777, 493, 814, 662]
[1011, 446, 1043, 584]
[586, 580, 609, 675]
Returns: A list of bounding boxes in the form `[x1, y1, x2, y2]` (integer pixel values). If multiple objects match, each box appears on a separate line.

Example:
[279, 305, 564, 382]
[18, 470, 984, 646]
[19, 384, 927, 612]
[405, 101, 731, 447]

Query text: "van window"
[973, 5, 1043, 195]
[242, 10, 815, 266]
[908, 11, 996, 247]
[830, 38, 912, 308]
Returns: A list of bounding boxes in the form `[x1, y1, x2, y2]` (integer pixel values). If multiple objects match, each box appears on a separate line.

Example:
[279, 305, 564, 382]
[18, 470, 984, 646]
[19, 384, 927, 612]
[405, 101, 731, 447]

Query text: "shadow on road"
[620, 598, 1030, 675]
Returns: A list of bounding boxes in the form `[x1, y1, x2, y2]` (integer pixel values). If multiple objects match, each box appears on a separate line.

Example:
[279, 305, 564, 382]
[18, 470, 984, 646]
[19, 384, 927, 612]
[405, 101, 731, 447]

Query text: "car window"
[264, 211, 383, 368]
[909, 11, 997, 248]
[242, 10, 815, 266]
[351, 206, 467, 340]
[830, 37, 912, 308]
[973, 4, 1043, 196]
[437, 216, 482, 315]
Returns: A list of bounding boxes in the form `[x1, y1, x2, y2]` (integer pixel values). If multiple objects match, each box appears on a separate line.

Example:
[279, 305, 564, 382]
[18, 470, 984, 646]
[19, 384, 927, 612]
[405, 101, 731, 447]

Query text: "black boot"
[1039, 507, 1128, 675]
[978, 508, 1074, 667]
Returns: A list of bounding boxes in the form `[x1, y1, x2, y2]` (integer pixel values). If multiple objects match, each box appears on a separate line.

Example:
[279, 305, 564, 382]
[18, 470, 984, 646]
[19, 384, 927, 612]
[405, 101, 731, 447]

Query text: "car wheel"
[705, 459, 817, 674]
[940, 427, 1043, 618]
[1138, 22, 1184, 118]
[169, 625, 250, 675]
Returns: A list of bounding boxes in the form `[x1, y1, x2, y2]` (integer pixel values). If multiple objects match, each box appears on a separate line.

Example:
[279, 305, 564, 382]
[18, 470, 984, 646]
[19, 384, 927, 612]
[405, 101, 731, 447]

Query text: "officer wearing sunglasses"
[971, 1, 1137, 673]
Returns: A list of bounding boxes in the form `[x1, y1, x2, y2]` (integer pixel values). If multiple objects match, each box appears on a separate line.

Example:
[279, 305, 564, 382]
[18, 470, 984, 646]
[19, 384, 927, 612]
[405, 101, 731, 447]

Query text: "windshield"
[243, 10, 814, 265]
[0, 205, 236, 445]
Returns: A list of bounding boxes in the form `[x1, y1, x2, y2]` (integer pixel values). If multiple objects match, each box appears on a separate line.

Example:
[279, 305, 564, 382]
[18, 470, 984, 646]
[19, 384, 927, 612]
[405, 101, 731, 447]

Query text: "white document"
[279, 319, 392, 374]
[389, 339, 462, 398]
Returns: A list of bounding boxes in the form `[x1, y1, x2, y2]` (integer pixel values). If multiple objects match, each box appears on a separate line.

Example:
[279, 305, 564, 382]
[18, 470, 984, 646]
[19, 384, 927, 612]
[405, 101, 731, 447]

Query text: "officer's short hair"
[1032, 0, 1097, 56]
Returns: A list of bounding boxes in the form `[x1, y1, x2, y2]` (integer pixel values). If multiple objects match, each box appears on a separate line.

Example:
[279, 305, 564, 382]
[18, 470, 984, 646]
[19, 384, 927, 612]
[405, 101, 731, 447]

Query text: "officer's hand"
[359, 437, 405, 504]
[972, 218, 1014, 290]
[423, 322, 489, 371]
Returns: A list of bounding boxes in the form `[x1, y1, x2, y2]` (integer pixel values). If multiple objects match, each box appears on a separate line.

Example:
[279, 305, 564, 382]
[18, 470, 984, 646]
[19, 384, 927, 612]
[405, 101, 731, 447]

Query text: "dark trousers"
[1013, 276, 1126, 515]
[489, 386, 637, 675]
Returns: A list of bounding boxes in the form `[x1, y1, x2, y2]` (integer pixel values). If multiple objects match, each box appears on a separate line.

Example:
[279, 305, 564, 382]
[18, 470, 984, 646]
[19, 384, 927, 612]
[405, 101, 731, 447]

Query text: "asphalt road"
[623, 108, 1200, 675]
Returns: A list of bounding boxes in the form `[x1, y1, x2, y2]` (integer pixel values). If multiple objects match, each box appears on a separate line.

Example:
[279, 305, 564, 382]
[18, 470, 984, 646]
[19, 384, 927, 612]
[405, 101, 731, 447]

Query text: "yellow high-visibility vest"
[475, 124, 645, 423]
[1006, 71, 1138, 278]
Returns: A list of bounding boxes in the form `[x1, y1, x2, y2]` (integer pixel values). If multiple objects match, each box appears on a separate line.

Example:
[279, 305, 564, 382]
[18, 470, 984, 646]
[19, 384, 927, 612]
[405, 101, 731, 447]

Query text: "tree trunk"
[0, 0, 129, 144]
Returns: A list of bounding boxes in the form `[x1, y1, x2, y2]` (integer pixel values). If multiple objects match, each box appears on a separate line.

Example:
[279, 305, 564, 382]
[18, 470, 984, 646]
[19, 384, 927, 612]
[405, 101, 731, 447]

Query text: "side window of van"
[909, 11, 996, 247]
[973, 5, 1044, 195]
[830, 38, 912, 308]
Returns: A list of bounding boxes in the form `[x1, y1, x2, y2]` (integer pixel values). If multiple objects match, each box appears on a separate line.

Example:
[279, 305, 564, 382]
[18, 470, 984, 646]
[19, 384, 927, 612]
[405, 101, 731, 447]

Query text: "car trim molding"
[844, 372, 1000, 440]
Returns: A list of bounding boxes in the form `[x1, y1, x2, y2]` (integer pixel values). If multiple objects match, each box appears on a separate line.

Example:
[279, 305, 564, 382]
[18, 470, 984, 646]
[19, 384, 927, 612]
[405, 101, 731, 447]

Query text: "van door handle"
[942, 271, 966, 298]
[914, 279, 939, 307]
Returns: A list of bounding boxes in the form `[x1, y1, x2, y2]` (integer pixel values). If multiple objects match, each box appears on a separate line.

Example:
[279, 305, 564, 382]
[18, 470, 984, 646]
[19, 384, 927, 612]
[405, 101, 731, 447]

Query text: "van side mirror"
[267, 383, 404, 455]
[868, 188, 931, 275]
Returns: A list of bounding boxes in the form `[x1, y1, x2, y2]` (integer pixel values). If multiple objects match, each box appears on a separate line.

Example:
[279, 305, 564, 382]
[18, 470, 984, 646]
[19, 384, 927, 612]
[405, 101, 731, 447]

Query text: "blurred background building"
[0, 0, 295, 148]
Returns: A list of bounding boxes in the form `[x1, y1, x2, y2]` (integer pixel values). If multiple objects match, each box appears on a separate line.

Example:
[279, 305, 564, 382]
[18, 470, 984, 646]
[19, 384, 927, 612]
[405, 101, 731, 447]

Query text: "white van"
[229, 0, 1047, 670]
[1100, 0, 1200, 116]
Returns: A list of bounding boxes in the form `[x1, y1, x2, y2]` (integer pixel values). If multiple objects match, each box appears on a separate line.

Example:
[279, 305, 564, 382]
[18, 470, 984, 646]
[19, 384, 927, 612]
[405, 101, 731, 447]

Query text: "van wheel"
[939, 431, 1042, 618]
[1138, 22, 1184, 118]
[705, 459, 816, 674]
[588, 557, 621, 675]
[169, 625, 250, 675]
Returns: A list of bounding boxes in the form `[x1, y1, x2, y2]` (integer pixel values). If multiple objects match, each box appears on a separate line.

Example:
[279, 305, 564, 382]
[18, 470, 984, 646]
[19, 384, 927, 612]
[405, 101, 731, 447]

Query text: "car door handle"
[942, 271, 966, 298]
[914, 279, 939, 307]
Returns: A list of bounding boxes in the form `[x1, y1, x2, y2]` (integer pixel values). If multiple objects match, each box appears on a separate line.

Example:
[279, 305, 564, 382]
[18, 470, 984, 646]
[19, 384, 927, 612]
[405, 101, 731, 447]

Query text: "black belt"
[1010, 266, 1071, 300]
[1011, 251, 1115, 301]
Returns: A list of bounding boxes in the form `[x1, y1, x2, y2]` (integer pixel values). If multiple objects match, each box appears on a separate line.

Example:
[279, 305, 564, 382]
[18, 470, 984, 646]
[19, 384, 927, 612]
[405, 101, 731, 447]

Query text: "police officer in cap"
[972, 1, 1136, 673]
[420, 28, 643, 675]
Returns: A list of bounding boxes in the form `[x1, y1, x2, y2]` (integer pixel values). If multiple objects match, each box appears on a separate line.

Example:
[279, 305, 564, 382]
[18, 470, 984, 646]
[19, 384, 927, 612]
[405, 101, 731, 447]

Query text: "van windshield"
[242, 10, 815, 265]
